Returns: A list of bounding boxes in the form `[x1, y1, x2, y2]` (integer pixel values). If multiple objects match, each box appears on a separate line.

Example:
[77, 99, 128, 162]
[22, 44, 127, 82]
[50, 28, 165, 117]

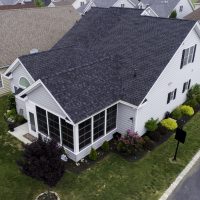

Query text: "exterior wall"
[175, 0, 194, 19]
[10, 63, 34, 93]
[117, 103, 137, 134]
[73, 0, 88, 9]
[0, 68, 11, 97]
[135, 27, 200, 135]
[141, 7, 158, 17]
[113, 0, 135, 8]
[16, 97, 27, 119]
[26, 85, 66, 118]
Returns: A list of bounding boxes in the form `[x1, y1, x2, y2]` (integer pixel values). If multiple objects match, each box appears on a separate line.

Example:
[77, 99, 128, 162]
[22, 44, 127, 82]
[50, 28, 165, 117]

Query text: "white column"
[73, 124, 79, 154]
[91, 117, 94, 143]
[59, 118, 62, 146]
[104, 109, 107, 135]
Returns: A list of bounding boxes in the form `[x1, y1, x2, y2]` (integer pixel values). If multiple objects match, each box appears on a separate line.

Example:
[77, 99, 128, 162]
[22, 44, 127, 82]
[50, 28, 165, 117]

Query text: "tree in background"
[34, 0, 44, 7]
[169, 10, 177, 18]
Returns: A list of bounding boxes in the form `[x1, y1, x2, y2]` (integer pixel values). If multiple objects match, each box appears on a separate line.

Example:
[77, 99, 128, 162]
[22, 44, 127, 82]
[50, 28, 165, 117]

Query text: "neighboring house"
[139, 0, 194, 18]
[73, 0, 139, 14]
[0, 6, 80, 97]
[194, 0, 200, 10]
[4, 8, 200, 162]
[48, 0, 75, 7]
[185, 7, 200, 22]
[0, 0, 26, 5]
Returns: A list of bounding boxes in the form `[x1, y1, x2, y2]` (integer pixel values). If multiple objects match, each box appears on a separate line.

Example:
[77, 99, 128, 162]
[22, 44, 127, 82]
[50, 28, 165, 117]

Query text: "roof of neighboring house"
[0, 0, 20, 5]
[0, 2, 35, 10]
[44, 0, 52, 6]
[77, 0, 139, 14]
[141, 0, 181, 17]
[185, 7, 200, 20]
[0, 6, 80, 67]
[19, 7, 196, 123]
[52, 0, 75, 6]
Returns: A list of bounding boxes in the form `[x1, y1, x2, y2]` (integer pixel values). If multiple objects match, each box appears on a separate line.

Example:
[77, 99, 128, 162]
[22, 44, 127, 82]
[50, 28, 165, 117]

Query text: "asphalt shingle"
[19, 7, 195, 123]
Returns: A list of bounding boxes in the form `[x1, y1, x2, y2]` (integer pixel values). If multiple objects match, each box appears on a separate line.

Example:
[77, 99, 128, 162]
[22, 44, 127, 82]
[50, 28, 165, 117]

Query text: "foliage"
[196, 94, 200, 104]
[187, 84, 200, 100]
[145, 118, 159, 132]
[160, 118, 178, 131]
[143, 136, 154, 151]
[147, 131, 161, 142]
[88, 148, 98, 161]
[185, 98, 198, 109]
[7, 93, 16, 110]
[4, 109, 17, 122]
[117, 130, 144, 155]
[180, 105, 194, 116]
[171, 107, 182, 120]
[101, 141, 109, 152]
[34, 0, 44, 7]
[169, 10, 177, 18]
[17, 135, 65, 187]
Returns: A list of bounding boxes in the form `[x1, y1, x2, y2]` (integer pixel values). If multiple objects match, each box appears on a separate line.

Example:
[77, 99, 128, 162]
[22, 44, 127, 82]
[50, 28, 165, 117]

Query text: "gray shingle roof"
[19, 7, 195, 123]
[141, 0, 180, 17]
[0, 6, 80, 67]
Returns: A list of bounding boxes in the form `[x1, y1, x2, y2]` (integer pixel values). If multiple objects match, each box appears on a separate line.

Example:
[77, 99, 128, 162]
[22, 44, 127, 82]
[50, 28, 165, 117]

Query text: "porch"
[8, 122, 37, 144]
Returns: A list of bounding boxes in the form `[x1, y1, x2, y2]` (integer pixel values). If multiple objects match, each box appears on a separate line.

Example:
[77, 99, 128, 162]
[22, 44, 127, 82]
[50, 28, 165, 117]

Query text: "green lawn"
[1, 95, 200, 200]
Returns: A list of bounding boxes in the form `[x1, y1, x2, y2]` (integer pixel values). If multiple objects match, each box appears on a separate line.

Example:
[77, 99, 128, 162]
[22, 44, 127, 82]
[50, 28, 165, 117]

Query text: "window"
[61, 119, 74, 150]
[79, 118, 91, 150]
[19, 77, 30, 89]
[0, 74, 2, 88]
[179, 5, 183, 12]
[121, 4, 125, 7]
[167, 89, 177, 104]
[180, 45, 197, 68]
[80, 1, 84, 6]
[36, 106, 48, 135]
[106, 105, 117, 133]
[48, 112, 60, 143]
[93, 111, 105, 141]
[182, 79, 191, 93]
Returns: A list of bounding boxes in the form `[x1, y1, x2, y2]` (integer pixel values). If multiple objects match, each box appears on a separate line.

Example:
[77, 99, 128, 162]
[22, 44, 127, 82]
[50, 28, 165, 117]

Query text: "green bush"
[34, 0, 44, 7]
[7, 94, 16, 110]
[185, 98, 198, 109]
[116, 141, 126, 153]
[196, 94, 200, 104]
[143, 136, 154, 151]
[160, 118, 178, 131]
[88, 148, 98, 161]
[101, 141, 109, 152]
[187, 84, 200, 100]
[171, 107, 182, 120]
[169, 10, 177, 18]
[180, 105, 194, 116]
[145, 118, 159, 132]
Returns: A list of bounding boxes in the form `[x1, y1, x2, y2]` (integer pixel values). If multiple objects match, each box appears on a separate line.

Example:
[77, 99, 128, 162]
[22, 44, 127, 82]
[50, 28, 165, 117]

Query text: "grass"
[0, 95, 200, 200]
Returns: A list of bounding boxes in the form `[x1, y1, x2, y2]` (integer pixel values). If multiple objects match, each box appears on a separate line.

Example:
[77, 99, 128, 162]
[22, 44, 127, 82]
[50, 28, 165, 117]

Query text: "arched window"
[19, 77, 30, 89]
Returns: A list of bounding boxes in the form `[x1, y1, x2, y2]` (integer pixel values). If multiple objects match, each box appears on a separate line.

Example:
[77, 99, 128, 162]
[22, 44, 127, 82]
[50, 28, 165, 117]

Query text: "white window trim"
[18, 76, 31, 89]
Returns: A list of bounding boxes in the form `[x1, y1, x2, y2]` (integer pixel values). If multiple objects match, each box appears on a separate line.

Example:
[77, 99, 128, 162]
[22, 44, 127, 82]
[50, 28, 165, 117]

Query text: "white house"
[4, 8, 200, 162]
[73, 0, 139, 14]
[140, 0, 194, 18]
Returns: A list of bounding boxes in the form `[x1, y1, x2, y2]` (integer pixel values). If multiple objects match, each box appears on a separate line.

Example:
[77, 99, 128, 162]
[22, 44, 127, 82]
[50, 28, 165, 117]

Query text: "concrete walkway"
[8, 123, 31, 144]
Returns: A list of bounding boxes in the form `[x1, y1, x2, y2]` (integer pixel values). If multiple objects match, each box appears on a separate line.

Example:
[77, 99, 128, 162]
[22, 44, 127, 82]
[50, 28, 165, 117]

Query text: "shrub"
[7, 94, 16, 110]
[196, 94, 200, 104]
[147, 131, 161, 142]
[171, 107, 182, 120]
[88, 148, 98, 161]
[187, 84, 200, 100]
[169, 10, 177, 18]
[101, 141, 109, 152]
[34, 0, 44, 7]
[143, 136, 154, 151]
[160, 118, 178, 131]
[185, 98, 198, 109]
[145, 118, 159, 132]
[117, 141, 126, 153]
[180, 105, 194, 116]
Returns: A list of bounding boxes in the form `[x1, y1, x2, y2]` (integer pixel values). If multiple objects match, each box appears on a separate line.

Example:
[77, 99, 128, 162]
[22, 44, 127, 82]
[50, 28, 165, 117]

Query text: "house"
[4, 7, 200, 162]
[139, 0, 194, 18]
[48, 0, 75, 7]
[185, 7, 200, 22]
[0, 6, 80, 97]
[73, 0, 139, 14]
[194, 0, 200, 10]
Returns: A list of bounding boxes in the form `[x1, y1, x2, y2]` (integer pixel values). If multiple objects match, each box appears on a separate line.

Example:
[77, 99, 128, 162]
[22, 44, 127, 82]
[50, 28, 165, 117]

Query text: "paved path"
[167, 160, 200, 200]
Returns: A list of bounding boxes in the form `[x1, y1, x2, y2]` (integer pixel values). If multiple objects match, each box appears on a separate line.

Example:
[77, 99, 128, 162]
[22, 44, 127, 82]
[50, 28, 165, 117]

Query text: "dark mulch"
[65, 150, 109, 173]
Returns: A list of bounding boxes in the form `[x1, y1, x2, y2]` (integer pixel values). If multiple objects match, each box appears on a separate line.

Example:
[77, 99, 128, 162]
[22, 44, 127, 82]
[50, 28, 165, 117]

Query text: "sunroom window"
[106, 105, 117, 133]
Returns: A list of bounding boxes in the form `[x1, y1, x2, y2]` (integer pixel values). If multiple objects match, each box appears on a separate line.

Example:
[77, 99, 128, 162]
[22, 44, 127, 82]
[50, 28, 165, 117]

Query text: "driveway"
[167, 160, 200, 200]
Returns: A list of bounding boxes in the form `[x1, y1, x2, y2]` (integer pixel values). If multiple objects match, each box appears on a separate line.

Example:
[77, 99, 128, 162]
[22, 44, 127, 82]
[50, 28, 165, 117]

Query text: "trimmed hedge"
[160, 118, 178, 131]
[180, 105, 194, 116]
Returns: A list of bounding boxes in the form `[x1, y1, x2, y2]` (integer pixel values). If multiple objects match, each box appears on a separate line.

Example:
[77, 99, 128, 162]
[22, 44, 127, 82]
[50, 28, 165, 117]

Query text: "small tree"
[34, 0, 44, 7]
[17, 135, 65, 198]
[169, 10, 177, 18]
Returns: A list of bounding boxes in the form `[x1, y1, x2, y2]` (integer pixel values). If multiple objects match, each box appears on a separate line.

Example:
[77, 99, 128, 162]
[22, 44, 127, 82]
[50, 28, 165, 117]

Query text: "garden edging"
[159, 149, 200, 200]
